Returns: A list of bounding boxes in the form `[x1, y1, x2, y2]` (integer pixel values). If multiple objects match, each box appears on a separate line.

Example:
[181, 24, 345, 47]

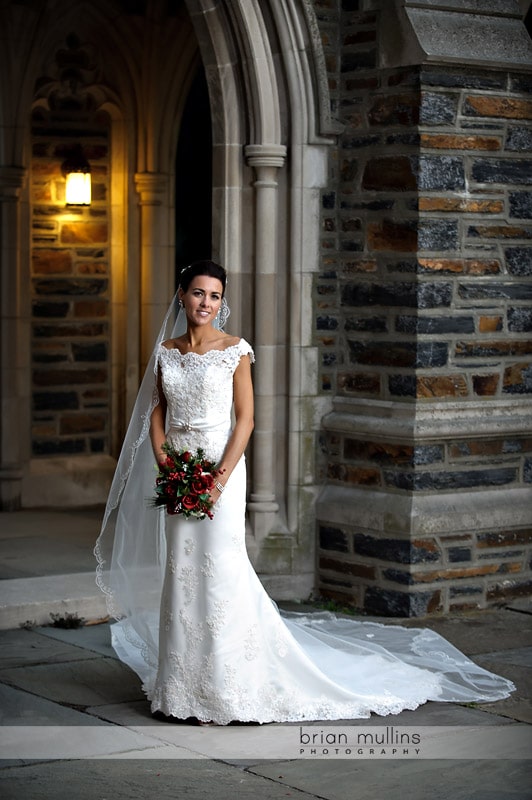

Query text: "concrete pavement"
[0, 509, 531, 798]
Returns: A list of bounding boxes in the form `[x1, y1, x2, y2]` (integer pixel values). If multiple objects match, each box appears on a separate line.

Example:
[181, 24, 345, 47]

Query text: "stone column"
[0, 166, 28, 510]
[244, 144, 287, 541]
[134, 173, 172, 369]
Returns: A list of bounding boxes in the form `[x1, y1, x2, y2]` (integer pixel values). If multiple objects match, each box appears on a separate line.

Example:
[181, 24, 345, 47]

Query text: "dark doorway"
[175, 64, 213, 279]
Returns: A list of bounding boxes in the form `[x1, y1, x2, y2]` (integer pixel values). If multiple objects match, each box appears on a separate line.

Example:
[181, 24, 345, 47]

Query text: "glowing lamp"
[62, 146, 91, 206]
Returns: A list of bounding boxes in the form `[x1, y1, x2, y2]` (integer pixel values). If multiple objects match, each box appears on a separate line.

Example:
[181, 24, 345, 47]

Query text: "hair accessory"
[216, 297, 230, 330]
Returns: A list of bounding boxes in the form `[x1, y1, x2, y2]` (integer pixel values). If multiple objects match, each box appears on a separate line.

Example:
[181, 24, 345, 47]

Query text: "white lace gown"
[111, 338, 514, 724]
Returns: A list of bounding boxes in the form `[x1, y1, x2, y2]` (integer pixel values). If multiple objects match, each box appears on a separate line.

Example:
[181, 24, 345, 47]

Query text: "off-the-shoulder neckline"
[159, 338, 247, 358]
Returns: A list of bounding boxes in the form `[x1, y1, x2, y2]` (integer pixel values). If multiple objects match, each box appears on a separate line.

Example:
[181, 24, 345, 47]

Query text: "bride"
[95, 260, 514, 725]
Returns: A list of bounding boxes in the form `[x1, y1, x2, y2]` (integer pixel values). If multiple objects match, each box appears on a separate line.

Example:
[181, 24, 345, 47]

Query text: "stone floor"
[0, 508, 531, 798]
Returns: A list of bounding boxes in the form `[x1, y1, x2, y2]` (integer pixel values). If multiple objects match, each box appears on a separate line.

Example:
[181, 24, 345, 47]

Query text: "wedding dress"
[101, 337, 515, 724]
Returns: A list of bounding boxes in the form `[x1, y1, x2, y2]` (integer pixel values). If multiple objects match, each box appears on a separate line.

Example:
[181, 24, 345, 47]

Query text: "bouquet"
[151, 444, 219, 520]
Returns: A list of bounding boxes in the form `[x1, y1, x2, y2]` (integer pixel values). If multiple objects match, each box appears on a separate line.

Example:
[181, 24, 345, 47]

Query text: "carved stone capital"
[244, 144, 287, 170]
[134, 172, 168, 205]
[0, 166, 26, 200]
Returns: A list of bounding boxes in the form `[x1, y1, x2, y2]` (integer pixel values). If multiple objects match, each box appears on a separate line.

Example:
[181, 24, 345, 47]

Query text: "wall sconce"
[62, 145, 91, 206]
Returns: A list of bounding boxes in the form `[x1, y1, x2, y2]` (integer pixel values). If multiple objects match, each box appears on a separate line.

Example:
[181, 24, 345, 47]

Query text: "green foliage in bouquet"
[152, 443, 218, 520]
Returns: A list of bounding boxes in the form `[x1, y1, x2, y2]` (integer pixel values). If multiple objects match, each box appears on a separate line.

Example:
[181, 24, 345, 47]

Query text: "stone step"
[0, 572, 108, 630]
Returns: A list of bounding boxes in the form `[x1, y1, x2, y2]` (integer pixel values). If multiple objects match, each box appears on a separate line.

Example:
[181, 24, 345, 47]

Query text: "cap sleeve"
[238, 338, 255, 364]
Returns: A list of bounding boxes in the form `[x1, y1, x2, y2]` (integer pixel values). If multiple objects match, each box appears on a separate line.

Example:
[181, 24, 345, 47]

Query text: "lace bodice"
[157, 338, 254, 460]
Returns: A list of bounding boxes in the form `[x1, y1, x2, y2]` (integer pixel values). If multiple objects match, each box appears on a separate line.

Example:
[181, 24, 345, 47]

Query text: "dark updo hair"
[178, 260, 227, 295]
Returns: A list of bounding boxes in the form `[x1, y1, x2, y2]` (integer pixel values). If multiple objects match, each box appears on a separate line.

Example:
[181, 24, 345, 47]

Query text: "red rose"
[201, 474, 215, 490]
[182, 494, 199, 510]
[182, 451, 192, 463]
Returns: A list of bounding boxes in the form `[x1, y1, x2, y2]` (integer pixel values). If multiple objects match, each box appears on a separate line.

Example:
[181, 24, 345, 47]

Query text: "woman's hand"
[209, 485, 223, 507]
[208, 471, 226, 509]
[156, 449, 168, 467]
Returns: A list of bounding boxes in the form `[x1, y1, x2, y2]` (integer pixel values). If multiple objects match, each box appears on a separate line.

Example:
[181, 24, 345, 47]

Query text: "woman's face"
[179, 275, 223, 328]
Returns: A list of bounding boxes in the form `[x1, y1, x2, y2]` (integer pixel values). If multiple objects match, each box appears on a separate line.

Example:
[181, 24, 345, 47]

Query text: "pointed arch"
[183, 0, 336, 596]
[1, 0, 337, 597]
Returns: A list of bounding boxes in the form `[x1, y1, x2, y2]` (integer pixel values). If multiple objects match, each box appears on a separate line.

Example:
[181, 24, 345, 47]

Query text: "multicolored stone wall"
[314, 0, 532, 615]
[30, 121, 110, 458]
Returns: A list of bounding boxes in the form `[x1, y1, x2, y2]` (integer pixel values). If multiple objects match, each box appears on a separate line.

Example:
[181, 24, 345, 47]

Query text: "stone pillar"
[244, 144, 287, 541]
[0, 166, 28, 510]
[134, 173, 172, 369]
[314, 0, 532, 616]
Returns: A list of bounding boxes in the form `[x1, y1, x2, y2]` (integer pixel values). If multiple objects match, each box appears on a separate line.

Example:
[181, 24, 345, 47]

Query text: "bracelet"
[215, 481, 225, 493]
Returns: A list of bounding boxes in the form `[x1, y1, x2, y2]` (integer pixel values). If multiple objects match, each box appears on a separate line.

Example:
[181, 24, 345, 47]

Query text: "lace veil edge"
[94, 295, 181, 618]
[94, 292, 230, 620]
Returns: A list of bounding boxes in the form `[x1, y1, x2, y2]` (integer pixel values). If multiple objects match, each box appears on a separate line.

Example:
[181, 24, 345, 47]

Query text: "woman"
[96, 260, 514, 725]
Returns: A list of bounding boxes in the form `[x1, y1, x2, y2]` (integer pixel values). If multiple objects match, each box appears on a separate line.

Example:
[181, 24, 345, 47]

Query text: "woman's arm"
[150, 366, 168, 465]
[212, 354, 254, 498]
